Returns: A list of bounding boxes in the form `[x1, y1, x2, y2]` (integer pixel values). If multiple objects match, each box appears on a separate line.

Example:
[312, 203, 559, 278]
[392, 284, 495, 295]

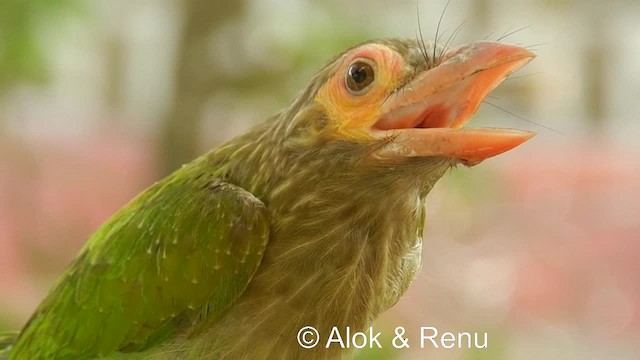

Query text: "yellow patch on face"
[315, 44, 405, 141]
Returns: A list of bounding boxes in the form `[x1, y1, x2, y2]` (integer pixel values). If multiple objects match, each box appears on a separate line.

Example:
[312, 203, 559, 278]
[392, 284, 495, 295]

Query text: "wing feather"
[9, 167, 270, 360]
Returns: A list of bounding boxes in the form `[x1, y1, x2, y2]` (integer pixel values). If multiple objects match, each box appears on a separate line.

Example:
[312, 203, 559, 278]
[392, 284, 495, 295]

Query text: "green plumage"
[9, 160, 269, 359]
[4, 39, 436, 360]
[2, 37, 509, 360]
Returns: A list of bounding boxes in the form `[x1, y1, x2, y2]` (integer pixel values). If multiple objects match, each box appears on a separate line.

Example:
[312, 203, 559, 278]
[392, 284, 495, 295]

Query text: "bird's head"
[226, 39, 537, 198]
[279, 39, 535, 172]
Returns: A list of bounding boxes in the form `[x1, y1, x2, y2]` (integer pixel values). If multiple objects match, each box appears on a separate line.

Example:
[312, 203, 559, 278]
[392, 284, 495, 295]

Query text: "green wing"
[9, 166, 270, 360]
[0, 331, 18, 359]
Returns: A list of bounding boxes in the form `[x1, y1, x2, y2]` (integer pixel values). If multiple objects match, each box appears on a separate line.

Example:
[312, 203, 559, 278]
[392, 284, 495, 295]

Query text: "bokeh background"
[1, 0, 639, 359]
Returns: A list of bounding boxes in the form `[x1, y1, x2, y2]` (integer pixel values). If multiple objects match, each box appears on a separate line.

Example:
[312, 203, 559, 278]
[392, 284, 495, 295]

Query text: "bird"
[1, 38, 535, 359]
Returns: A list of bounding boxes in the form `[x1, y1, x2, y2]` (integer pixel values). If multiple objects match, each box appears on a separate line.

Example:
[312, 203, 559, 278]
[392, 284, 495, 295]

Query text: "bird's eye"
[345, 60, 375, 95]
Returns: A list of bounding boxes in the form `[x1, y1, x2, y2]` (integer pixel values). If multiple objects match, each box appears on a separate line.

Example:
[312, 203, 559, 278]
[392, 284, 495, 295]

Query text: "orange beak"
[373, 41, 536, 165]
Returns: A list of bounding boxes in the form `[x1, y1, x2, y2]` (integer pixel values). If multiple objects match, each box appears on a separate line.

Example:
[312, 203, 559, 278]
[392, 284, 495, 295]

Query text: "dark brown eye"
[345, 60, 375, 94]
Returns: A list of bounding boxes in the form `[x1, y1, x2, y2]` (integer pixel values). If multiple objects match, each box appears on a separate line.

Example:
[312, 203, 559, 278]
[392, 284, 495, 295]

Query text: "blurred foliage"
[158, 1, 376, 174]
[2, 1, 640, 359]
[0, 0, 80, 95]
[158, 0, 248, 174]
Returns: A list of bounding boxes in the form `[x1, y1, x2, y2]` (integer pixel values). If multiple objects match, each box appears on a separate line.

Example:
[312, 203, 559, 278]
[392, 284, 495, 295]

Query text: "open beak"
[373, 41, 536, 166]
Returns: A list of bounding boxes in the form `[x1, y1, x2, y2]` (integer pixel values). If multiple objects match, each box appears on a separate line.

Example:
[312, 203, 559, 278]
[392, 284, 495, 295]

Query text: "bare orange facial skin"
[313, 40, 536, 166]
[315, 44, 405, 141]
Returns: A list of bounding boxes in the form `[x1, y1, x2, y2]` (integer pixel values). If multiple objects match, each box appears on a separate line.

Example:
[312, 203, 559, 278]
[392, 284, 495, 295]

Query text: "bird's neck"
[186, 174, 430, 359]
[193, 116, 448, 358]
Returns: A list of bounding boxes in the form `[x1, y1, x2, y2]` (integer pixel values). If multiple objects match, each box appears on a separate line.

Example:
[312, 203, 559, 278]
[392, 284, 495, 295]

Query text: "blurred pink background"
[1, 0, 639, 358]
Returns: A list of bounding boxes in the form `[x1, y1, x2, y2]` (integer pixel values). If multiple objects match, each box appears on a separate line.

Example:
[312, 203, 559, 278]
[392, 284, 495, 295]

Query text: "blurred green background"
[1, 0, 639, 359]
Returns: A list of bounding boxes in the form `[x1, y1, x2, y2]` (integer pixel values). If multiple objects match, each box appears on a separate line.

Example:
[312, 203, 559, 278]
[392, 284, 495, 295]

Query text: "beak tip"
[521, 130, 537, 139]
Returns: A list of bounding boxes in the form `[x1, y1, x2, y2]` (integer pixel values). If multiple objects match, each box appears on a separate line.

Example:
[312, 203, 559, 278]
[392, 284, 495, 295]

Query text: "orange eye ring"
[345, 59, 376, 95]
